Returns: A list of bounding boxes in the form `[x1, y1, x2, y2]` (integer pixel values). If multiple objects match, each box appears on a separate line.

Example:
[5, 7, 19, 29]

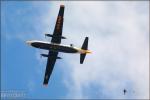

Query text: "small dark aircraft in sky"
[26, 5, 91, 86]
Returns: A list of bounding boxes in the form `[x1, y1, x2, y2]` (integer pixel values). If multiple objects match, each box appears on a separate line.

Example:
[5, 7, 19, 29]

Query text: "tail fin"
[80, 37, 88, 64]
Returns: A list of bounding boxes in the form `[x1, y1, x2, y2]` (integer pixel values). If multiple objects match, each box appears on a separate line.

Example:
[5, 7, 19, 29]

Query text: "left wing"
[43, 51, 58, 85]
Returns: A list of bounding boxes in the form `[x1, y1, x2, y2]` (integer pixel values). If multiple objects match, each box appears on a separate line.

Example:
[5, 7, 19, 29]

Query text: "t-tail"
[80, 37, 91, 64]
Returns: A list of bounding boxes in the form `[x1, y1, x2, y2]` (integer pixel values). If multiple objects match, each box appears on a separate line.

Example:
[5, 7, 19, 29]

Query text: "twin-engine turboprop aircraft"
[26, 5, 91, 86]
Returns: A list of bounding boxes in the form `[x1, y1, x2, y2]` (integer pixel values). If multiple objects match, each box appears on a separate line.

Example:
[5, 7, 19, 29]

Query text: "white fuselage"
[26, 40, 91, 54]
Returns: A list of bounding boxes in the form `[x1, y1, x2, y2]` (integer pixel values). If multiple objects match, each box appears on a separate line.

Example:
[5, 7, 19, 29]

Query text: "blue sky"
[1, 1, 149, 99]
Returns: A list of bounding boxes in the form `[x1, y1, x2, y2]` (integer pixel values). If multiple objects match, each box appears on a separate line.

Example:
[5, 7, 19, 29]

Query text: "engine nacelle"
[41, 54, 62, 59]
[57, 57, 62, 59]
[41, 54, 49, 57]
[45, 34, 66, 39]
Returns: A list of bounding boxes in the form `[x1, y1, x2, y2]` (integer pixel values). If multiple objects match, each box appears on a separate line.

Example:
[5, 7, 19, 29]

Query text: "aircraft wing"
[51, 5, 65, 44]
[43, 51, 58, 85]
[43, 5, 65, 85]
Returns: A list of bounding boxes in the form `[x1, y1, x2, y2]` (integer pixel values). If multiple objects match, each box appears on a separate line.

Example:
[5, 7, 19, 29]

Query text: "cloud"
[46, 1, 149, 99]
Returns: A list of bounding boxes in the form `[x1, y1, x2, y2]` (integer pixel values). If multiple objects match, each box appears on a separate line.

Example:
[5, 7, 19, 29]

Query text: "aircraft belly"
[56, 46, 78, 53]
[32, 42, 78, 53]
[31, 42, 51, 50]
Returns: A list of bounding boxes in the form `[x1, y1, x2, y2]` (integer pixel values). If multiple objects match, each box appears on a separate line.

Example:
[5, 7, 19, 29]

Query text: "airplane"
[26, 5, 91, 86]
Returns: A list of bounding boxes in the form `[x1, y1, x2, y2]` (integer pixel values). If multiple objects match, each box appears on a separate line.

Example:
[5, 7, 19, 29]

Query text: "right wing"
[51, 5, 65, 44]
[43, 51, 58, 85]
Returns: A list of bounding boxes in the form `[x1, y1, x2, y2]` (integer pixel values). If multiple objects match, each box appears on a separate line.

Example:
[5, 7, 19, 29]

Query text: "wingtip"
[60, 5, 64, 7]
[43, 84, 48, 87]
[80, 61, 83, 64]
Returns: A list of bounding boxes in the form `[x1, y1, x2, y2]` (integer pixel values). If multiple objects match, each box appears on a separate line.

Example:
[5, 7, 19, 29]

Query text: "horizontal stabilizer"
[80, 54, 86, 64]
[80, 37, 89, 64]
[81, 37, 88, 50]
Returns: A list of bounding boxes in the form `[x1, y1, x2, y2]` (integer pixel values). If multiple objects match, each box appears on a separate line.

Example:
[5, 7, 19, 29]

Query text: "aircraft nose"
[26, 41, 32, 45]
